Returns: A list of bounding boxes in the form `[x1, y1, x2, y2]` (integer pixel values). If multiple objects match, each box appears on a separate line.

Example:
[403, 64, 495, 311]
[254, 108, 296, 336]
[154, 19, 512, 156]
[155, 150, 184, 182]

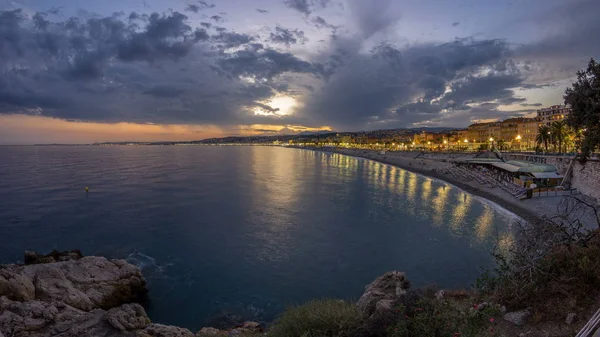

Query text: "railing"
[530, 187, 578, 198]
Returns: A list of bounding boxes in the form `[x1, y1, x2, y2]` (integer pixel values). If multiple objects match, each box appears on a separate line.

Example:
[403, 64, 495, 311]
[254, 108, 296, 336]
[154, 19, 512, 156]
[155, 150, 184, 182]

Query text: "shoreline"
[290, 146, 551, 224]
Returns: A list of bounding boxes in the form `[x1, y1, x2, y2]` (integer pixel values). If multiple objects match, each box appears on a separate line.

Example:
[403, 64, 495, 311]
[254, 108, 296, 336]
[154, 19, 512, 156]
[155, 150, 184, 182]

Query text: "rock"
[143, 324, 195, 337]
[565, 312, 576, 325]
[499, 305, 507, 315]
[24, 250, 82, 265]
[435, 290, 445, 300]
[1, 255, 147, 311]
[0, 268, 35, 301]
[0, 296, 175, 337]
[106, 303, 151, 331]
[197, 327, 223, 336]
[503, 309, 531, 325]
[356, 271, 410, 317]
[240, 322, 261, 331]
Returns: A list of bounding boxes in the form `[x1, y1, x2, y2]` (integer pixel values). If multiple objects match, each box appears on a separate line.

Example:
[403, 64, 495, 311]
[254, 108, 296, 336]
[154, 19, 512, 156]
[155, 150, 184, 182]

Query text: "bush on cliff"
[478, 196, 600, 320]
[388, 295, 499, 337]
[267, 299, 361, 337]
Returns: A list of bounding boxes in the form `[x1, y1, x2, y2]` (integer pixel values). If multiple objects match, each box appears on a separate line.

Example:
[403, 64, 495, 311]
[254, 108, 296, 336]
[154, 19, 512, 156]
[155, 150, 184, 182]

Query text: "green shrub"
[267, 299, 361, 337]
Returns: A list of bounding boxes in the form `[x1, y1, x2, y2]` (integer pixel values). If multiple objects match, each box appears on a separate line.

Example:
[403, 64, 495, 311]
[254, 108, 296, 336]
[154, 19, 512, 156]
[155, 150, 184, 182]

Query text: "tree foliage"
[550, 120, 571, 153]
[564, 58, 600, 159]
[536, 125, 551, 152]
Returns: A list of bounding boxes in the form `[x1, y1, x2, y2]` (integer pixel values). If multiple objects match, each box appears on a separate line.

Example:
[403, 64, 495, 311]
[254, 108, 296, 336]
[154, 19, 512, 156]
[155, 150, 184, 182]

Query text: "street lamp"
[515, 135, 522, 151]
[489, 137, 494, 150]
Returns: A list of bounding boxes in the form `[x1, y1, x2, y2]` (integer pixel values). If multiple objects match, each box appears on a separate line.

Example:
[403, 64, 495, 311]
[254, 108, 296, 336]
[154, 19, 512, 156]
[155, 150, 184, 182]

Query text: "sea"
[0, 145, 517, 331]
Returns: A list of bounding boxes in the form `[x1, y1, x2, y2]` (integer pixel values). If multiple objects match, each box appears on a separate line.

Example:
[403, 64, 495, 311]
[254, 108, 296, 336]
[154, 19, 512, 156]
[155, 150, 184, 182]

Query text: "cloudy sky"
[1, 0, 598, 144]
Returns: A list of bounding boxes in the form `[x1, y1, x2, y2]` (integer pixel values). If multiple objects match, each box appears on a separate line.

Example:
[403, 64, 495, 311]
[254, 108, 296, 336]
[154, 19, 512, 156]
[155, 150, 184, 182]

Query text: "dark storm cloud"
[269, 26, 307, 46]
[185, 4, 200, 13]
[184, 1, 216, 12]
[301, 37, 526, 129]
[1, 0, 590, 132]
[452, 21, 460, 27]
[256, 9, 269, 14]
[142, 86, 186, 97]
[284, 0, 311, 15]
[210, 15, 224, 23]
[283, 0, 332, 16]
[254, 102, 280, 112]
[312, 16, 336, 30]
[520, 103, 543, 107]
[515, 0, 600, 82]
[216, 44, 324, 80]
[347, 0, 399, 38]
[212, 31, 255, 48]
[443, 74, 523, 104]
[0, 9, 215, 120]
[520, 83, 555, 89]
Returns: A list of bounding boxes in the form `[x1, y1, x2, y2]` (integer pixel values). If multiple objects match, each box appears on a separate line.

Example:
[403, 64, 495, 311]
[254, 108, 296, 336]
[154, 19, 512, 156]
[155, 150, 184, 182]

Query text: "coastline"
[290, 146, 561, 224]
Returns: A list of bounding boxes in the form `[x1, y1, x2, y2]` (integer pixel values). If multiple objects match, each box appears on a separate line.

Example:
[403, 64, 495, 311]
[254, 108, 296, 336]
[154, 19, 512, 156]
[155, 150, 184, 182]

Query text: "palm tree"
[536, 125, 551, 153]
[497, 139, 506, 151]
[550, 120, 570, 154]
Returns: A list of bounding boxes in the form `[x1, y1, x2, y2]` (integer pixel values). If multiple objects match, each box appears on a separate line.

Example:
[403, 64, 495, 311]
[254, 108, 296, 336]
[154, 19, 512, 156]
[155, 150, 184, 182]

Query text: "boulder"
[356, 271, 410, 317]
[143, 324, 195, 337]
[503, 309, 531, 325]
[565, 312, 576, 325]
[0, 255, 147, 311]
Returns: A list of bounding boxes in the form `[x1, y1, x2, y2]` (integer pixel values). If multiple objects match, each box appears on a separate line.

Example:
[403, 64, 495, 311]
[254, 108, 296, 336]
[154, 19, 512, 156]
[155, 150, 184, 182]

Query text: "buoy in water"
[85, 186, 89, 192]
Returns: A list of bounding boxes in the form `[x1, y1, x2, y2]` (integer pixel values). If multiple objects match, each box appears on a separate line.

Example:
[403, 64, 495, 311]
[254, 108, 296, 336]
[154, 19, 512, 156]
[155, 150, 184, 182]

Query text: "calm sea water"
[0, 146, 515, 330]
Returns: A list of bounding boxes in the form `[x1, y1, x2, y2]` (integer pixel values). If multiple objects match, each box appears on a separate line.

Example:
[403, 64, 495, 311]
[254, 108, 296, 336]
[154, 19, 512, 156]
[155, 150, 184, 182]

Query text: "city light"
[443, 140, 447, 144]
[516, 135, 522, 140]
[489, 138, 494, 142]
[464, 139, 468, 143]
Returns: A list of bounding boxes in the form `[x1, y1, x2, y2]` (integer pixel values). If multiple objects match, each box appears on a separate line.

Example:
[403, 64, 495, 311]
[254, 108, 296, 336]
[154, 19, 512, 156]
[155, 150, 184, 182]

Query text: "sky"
[1, 0, 599, 144]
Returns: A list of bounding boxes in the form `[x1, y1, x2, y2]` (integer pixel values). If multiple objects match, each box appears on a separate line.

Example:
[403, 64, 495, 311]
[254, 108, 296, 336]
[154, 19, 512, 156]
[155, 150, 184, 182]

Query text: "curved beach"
[319, 148, 575, 225]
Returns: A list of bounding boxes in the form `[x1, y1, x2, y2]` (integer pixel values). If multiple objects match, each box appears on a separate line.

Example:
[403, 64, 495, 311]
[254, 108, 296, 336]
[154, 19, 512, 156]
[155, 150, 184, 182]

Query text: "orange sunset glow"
[0, 115, 332, 145]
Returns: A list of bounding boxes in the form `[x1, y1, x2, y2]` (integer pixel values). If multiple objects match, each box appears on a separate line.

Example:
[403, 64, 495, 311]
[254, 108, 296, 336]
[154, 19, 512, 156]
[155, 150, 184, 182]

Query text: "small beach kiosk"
[456, 158, 564, 188]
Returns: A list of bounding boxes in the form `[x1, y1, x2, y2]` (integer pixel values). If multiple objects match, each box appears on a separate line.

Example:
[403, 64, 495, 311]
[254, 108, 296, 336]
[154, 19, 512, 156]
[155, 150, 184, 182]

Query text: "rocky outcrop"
[356, 271, 410, 318]
[0, 251, 193, 337]
[1, 255, 146, 311]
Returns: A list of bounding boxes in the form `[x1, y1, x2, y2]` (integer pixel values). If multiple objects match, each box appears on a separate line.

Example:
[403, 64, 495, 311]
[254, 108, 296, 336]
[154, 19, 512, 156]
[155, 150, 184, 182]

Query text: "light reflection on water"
[0, 146, 516, 331]
[324, 152, 513, 244]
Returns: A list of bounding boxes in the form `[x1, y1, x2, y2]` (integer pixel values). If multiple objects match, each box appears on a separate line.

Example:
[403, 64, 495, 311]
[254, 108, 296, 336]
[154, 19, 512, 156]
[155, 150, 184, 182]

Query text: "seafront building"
[537, 105, 571, 126]
[286, 104, 571, 152]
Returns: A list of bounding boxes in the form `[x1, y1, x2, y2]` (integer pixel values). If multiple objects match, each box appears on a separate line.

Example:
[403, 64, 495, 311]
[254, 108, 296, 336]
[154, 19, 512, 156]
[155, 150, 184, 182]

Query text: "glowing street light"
[463, 139, 468, 143]
[516, 135, 522, 140]
[489, 137, 494, 142]
[443, 140, 447, 144]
